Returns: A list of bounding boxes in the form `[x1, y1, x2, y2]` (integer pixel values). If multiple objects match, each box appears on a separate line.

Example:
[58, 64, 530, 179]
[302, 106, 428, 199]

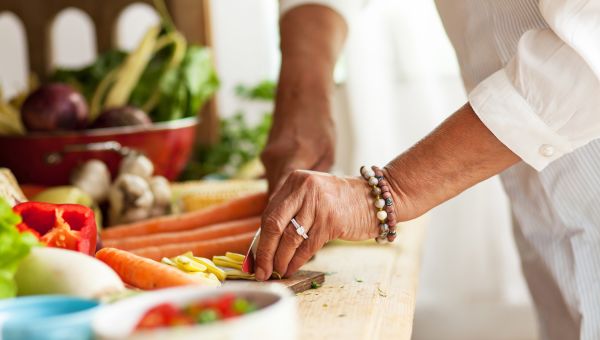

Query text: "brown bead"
[374, 168, 383, 177]
[379, 185, 390, 193]
[385, 205, 394, 213]
[382, 192, 392, 199]
[387, 212, 396, 223]
[387, 234, 397, 242]
[378, 179, 388, 187]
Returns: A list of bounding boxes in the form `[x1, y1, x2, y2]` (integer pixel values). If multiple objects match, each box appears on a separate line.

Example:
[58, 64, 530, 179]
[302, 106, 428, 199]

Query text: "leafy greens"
[181, 81, 275, 179]
[0, 198, 38, 299]
[50, 45, 218, 123]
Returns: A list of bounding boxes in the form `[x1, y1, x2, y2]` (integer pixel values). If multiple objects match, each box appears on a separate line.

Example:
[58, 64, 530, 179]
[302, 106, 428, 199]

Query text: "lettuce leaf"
[0, 198, 38, 298]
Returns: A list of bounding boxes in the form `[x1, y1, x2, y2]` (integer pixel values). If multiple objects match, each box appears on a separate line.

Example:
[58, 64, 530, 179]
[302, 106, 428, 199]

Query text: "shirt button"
[539, 144, 555, 157]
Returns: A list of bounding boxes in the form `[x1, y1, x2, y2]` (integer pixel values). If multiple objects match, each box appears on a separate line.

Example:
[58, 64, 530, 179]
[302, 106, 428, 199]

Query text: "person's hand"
[260, 74, 336, 194]
[262, 4, 347, 194]
[254, 170, 380, 281]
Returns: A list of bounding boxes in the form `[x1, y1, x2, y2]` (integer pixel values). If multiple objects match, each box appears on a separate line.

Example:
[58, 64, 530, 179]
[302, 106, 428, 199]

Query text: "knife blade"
[241, 228, 261, 273]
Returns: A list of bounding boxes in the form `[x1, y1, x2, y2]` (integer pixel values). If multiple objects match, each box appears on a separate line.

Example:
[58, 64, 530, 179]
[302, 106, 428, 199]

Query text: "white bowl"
[92, 284, 297, 340]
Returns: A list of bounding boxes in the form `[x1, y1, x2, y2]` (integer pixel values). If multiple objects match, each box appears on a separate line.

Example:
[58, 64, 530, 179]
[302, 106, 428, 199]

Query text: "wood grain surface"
[296, 216, 428, 340]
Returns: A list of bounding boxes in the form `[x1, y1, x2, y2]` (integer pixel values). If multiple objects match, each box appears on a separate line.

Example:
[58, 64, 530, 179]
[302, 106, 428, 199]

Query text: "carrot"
[103, 216, 261, 251]
[102, 192, 267, 240]
[130, 231, 256, 261]
[96, 247, 209, 290]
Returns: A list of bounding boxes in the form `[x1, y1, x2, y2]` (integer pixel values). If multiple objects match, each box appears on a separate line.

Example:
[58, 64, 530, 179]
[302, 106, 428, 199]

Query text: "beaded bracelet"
[360, 166, 397, 243]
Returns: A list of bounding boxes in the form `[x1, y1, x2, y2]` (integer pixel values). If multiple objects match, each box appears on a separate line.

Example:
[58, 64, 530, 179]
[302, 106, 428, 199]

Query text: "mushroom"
[149, 176, 172, 217]
[119, 153, 154, 179]
[108, 174, 154, 225]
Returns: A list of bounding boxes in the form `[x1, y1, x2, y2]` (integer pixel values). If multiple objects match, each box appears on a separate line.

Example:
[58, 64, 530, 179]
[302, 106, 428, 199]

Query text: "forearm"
[275, 5, 347, 124]
[279, 4, 347, 82]
[384, 103, 520, 220]
[263, 5, 348, 191]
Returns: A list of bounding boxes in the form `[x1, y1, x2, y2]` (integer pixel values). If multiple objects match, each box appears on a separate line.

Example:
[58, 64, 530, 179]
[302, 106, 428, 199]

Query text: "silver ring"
[290, 217, 309, 240]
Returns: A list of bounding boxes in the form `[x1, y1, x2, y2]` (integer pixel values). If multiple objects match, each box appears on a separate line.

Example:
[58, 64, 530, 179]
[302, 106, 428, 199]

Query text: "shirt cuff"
[468, 69, 573, 171]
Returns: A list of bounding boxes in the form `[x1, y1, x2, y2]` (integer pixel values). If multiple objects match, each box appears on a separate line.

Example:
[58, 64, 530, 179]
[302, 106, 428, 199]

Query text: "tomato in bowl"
[92, 284, 297, 340]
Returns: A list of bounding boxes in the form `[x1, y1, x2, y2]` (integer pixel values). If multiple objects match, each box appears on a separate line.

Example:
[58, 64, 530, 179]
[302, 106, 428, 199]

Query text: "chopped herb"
[310, 280, 321, 289]
[338, 313, 346, 318]
[323, 303, 328, 308]
[377, 287, 388, 298]
[354, 277, 364, 283]
[324, 271, 337, 276]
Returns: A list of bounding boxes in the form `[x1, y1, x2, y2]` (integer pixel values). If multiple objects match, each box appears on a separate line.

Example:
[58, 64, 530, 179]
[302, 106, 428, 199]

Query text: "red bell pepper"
[13, 202, 97, 255]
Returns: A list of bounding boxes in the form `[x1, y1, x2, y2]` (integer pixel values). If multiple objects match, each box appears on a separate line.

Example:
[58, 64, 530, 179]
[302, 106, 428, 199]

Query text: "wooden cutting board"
[226, 270, 325, 294]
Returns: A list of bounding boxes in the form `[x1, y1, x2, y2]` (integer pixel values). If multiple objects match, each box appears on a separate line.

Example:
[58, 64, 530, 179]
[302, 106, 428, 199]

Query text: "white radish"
[14, 247, 125, 299]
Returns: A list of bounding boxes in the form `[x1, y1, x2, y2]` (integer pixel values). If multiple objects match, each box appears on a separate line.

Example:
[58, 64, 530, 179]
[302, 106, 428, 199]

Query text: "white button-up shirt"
[281, 0, 600, 171]
[281, 1, 600, 339]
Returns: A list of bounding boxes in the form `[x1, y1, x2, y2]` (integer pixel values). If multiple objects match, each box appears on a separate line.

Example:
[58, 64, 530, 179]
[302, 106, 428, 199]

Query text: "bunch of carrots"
[101, 192, 266, 260]
[95, 192, 266, 290]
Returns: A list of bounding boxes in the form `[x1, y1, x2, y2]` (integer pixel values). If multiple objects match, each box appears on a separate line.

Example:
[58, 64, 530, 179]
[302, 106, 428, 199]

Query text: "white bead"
[360, 166, 372, 180]
[374, 199, 385, 209]
[539, 144, 555, 157]
[364, 167, 375, 178]
[375, 237, 388, 244]
[368, 177, 379, 186]
[377, 210, 388, 221]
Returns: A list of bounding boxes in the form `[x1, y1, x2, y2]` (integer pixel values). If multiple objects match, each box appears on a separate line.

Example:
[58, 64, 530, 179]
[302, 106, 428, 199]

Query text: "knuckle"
[255, 249, 272, 265]
[261, 215, 285, 234]
[281, 224, 301, 244]
[289, 169, 308, 181]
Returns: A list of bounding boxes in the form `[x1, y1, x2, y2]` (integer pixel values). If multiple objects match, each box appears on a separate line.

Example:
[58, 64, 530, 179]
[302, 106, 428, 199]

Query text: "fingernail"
[255, 267, 265, 281]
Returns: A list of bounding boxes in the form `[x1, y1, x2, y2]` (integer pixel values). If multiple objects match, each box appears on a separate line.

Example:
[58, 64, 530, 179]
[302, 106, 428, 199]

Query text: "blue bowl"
[0, 296, 99, 340]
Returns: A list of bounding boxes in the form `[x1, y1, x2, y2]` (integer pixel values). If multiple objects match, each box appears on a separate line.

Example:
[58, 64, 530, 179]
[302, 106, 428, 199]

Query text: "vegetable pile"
[135, 294, 258, 331]
[0, 1, 218, 136]
[96, 247, 220, 290]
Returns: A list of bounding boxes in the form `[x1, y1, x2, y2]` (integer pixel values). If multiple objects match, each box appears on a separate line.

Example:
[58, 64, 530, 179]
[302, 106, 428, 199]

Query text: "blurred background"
[0, 0, 537, 338]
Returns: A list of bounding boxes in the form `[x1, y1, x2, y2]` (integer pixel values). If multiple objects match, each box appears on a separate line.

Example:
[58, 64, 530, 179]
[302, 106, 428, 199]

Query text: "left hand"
[253, 170, 381, 281]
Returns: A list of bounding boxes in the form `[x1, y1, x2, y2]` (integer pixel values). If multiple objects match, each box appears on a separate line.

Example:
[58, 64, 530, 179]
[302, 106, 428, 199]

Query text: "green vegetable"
[51, 50, 127, 102]
[310, 280, 321, 289]
[181, 112, 272, 179]
[150, 46, 219, 122]
[50, 29, 217, 123]
[235, 80, 276, 101]
[0, 198, 38, 299]
[197, 309, 219, 324]
[181, 80, 274, 180]
[232, 298, 256, 314]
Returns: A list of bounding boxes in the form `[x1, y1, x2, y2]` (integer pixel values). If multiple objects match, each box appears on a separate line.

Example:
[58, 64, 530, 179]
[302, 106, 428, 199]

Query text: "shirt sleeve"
[468, 0, 600, 171]
[279, 0, 367, 25]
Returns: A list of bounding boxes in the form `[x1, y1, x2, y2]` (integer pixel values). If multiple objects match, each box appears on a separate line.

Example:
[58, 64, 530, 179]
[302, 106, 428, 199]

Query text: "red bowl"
[0, 117, 197, 186]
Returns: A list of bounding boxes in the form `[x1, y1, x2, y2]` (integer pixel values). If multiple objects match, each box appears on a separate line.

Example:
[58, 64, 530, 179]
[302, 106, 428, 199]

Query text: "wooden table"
[296, 216, 427, 340]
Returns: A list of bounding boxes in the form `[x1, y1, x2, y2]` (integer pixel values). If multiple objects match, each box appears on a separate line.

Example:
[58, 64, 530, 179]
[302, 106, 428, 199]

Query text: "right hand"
[255, 170, 381, 281]
[261, 72, 336, 194]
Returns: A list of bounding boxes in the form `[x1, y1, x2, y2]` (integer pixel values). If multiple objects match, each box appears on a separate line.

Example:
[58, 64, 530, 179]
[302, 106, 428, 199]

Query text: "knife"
[241, 228, 261, 273]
